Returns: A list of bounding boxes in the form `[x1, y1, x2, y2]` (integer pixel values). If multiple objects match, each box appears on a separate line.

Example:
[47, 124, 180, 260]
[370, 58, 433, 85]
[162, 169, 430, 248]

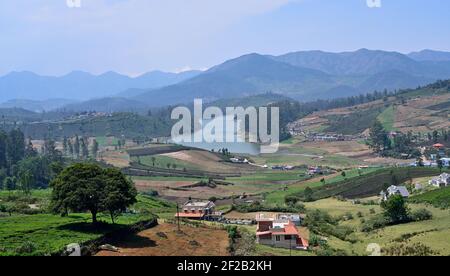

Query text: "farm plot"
[96, 222, 230, 256]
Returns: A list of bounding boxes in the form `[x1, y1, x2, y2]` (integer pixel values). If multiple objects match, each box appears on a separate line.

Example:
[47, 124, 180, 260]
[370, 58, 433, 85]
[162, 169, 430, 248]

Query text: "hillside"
[133, 49, 450, 107]
[15, 113, 172, 140]
[292, 80, 450, 135]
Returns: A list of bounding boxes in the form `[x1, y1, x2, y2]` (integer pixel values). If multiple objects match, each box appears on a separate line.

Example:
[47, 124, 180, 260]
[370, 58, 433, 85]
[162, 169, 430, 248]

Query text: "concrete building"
[255, 214, 308, 250]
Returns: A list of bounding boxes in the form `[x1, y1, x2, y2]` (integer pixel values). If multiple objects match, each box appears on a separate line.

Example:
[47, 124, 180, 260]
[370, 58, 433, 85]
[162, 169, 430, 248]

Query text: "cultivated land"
[96, 222, 230, 256]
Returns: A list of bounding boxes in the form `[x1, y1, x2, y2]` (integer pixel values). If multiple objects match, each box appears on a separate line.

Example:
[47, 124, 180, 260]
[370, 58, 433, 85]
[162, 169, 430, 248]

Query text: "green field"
[286, 167, 444, 202]
[0, 190, 174, 256]
[302, 198, 450, 256]
[410, 186, 450, 209]
[132, 155, 201, 171]
[265, 168, 377, 204]
[95, 136, 119, 147]
[377, 105, 397, 132]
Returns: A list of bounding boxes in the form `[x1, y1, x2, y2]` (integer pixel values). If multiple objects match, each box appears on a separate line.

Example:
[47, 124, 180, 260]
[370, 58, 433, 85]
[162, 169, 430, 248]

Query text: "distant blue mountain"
[132, 49, 450, 106]
[0, 70, 202, 103]
[3, 49, 450, 112]
[408, 50, 450, 62]
[0, 98, 77, 112]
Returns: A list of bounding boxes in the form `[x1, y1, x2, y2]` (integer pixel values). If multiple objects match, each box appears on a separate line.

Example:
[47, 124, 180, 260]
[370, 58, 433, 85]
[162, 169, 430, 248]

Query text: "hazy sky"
[1, 0, 450, 76]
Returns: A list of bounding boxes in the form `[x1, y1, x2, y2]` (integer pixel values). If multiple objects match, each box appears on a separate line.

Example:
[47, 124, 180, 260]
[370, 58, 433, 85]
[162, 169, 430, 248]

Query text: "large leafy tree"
[381, 195, 410, 223]
[51, 163, 137, 224]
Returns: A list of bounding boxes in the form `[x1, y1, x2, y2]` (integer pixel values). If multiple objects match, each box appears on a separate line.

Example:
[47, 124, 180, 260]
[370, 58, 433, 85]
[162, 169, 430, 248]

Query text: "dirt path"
[96, 223, 230, 256]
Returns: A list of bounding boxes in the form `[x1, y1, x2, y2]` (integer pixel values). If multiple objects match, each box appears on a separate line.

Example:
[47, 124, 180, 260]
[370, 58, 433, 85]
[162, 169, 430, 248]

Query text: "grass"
[95, 136, 119, 147]
[253, 154, 360, 169]
[409, 186, 450, 209]
[378, 105, 397, 132]
[303, 197, 450, 256]
[265, 168, 377, 205]
[132, 155, 201, 171]
[0, 190, 174, 256]
[289, 167, 445, 202]
[254, 244, 315, 256]
[0, 213, 155, 256]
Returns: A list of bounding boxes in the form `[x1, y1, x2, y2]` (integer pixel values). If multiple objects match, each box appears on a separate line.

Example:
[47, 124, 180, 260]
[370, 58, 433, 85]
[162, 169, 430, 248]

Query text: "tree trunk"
[92, 211, 98, 224]
[110, 211, 115, 224]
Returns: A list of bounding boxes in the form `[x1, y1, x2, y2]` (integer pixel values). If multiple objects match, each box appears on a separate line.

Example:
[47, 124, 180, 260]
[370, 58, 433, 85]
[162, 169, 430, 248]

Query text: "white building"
[381, 185, 410, 201]
[429, 173, 450, 188]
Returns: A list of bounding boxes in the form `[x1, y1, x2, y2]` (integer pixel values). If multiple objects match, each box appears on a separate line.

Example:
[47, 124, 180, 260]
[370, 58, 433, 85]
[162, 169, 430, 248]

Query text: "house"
[276, 214, 304, 226]
[441, 158, 450, 167]
[255, 214, 309, 250]
[381, 185, 410, 201]
[175, 200, 220, 220]
[429, 173, 450, 188]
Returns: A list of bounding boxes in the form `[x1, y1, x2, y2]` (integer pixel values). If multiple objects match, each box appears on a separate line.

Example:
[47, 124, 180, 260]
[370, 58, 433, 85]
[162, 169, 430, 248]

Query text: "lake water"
[171, 115, 261, 155]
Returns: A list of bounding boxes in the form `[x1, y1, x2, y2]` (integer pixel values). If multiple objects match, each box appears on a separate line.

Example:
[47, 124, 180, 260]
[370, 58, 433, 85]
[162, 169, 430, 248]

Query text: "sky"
[1, 0, 450, 76]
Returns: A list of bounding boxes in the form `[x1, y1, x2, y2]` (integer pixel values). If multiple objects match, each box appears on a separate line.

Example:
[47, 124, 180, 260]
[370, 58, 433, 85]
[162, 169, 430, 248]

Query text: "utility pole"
[176, 203, 181, 231]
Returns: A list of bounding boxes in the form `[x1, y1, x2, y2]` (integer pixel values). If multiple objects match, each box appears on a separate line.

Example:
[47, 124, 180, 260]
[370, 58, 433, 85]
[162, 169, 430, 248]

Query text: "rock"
[98, 244, 120, 252]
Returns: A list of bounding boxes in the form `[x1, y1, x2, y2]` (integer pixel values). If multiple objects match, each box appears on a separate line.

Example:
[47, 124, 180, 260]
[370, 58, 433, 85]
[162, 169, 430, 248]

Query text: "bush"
[15, 242, 37, 255]
[226, 226, 238, 240]
[382, 243, 439, 256]
[357, 211, 363, 218]
[208, 197, 218, 203]
[361, 215, 390, 232]
[410, 209, 433, 222]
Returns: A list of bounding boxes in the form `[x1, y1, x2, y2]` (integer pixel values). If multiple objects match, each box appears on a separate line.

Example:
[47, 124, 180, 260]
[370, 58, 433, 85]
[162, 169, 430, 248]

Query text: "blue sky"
[1, 0, 449, 76]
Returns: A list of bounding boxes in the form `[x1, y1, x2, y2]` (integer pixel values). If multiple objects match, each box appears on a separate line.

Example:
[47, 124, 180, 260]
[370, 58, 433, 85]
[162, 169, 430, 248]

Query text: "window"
[275, 236, 281, 242]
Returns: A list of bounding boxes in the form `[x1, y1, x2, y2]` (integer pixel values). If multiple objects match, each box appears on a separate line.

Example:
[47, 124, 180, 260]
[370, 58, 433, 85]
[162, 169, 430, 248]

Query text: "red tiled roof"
[175, 212, 204, 218]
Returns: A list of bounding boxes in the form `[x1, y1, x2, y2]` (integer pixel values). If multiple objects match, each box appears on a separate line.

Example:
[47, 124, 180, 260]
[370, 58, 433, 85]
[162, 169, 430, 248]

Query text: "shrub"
[361, 215, 390, 232]
[382, 243, 439, 256]
[15, 242, 37, 255]
[410, 209, 433, 222]
[357, 211, 363, 218]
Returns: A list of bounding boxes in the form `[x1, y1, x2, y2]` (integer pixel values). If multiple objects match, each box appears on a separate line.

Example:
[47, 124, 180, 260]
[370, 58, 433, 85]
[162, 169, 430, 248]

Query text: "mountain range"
[1, 49, 450, 112]
[0, 70, 201, 104]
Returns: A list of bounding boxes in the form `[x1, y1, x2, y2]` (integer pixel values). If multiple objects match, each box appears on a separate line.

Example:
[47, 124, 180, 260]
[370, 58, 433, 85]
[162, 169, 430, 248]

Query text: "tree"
[63, 137, 68, 155]
[91, 139, 99, 158]
[50, 163, 137, 224]
[7, 129, 25, 166]
[102, 169, 137, 224]
[81, 137, 89, 159]
[25, 139, 37, 158]
[74, 136, 80, 158]
[368, 120, 390, 153]
[381, 195, 410, 224]
[3, 176, 16, 191]
[44, 139, 61, 162]
[304, 187, 314, 202]
[341, 171, 347, 179]
[18, 171, 33, 195]
[151, 156, 156, 167]
[0, 131, 7, 168]
[68, 140, 74, 157]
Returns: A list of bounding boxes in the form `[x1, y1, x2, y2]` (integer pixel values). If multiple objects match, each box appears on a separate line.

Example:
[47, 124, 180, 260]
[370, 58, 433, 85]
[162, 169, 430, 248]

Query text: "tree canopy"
[50, 163, 137, 223]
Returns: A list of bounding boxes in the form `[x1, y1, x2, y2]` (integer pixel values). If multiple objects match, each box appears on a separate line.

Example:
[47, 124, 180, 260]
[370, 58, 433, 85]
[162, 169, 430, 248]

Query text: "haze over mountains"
[1, 49, 450, 112]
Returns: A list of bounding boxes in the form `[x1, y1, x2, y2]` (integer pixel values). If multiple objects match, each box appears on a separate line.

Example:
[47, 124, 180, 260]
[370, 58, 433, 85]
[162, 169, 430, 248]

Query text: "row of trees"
[62, 136, 99, 159]
[368, 120, 421, 159]
[0, 129, 64, 193]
